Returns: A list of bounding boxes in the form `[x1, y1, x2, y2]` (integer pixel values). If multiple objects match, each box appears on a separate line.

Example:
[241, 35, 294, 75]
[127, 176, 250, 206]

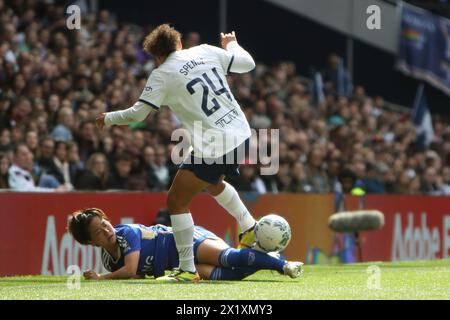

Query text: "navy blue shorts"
[179, 138, 250, 185]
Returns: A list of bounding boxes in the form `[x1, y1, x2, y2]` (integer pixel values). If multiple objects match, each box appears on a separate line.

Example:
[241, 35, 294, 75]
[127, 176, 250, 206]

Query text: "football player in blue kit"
[68, 208, 303, 281]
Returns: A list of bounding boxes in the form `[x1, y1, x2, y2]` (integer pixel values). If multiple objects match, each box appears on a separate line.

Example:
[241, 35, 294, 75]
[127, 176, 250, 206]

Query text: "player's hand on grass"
[84, 269, 100, 280]
[95, 113, 106, 130]
[221, 31, 237, 49]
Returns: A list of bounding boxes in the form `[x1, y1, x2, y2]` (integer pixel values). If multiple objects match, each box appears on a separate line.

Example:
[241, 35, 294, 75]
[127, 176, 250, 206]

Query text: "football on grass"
[254, 214, 291, 252]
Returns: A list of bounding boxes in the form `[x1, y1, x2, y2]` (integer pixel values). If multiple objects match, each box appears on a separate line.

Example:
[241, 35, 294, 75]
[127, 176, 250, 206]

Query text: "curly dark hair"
[142, 24, 181, 58]
[67, 208, 110, 244]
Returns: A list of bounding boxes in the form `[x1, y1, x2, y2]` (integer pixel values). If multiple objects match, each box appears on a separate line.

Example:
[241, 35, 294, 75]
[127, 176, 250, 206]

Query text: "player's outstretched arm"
[220, 31, 255, 73]
[84, 251, 140, 280]
[95, 101, 154, 129]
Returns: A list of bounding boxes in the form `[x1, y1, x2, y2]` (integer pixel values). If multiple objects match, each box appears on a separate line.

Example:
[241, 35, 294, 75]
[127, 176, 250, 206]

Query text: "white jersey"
[105, 42, 255, 158]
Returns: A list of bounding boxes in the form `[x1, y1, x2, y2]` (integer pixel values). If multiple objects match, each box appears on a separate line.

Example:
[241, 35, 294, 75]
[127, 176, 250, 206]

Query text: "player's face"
[88, 216, 116, 248]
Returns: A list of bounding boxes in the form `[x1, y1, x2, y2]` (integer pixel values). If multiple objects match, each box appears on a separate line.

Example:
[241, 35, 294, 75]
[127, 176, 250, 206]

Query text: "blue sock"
[210, 267, 255, 280]
[218, 248, 285, 273]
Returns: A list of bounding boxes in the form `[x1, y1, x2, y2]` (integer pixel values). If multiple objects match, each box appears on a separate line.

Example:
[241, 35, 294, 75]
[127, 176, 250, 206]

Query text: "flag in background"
[412, 83, 435, 148]
[397, 2, 450, 97]
[337, 58, 353, 97]
[311, 71, 325, 105]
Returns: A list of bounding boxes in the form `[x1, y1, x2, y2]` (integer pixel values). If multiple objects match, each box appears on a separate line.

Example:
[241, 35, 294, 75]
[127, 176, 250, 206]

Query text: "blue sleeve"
[122, 226, 141, 256]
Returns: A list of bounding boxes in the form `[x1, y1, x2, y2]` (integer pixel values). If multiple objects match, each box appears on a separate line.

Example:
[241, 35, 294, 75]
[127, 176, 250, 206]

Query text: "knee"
[206, 181, 226, 197]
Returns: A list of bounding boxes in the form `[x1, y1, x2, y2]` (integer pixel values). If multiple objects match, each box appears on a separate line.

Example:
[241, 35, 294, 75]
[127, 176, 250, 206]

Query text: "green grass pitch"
[1, 260, 449, 300]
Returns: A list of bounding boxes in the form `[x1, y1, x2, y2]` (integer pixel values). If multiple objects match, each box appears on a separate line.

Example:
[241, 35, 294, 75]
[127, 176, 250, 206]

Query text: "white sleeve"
[104, 69, 167, 126]
[202, 42, 255, 74]
[138, 69, 167, 109]
[104, 101, 154, 127]
[225, 41, 256, 74]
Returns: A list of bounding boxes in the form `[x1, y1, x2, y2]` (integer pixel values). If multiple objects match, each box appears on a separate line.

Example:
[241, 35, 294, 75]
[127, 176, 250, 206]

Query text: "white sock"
[170, 213, 196, 273]
[214, 181, 256, 232]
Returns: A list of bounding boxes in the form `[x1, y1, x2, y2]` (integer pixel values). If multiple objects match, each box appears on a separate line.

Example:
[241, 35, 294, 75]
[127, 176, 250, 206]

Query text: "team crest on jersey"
[140, 228, 157, 240]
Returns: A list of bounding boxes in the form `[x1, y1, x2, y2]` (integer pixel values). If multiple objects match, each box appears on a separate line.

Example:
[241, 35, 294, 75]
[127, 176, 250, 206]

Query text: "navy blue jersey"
[101, 224, 218, 278]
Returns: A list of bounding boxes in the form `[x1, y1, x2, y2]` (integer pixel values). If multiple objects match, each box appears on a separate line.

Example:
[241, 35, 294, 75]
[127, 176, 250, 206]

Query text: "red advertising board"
[244, 193, 335, 264]
[345, 195, 450, 262]
[0, 192, 238, 276]
[2, 192, 449, 276]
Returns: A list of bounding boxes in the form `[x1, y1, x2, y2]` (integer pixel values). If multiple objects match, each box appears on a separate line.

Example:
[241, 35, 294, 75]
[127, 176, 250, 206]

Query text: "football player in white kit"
[96, 24, 259, 282]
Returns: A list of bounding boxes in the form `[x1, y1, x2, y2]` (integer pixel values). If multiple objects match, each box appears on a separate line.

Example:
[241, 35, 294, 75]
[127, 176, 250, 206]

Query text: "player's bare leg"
[167, 169, 210, 214]
[157, 169, 210, 282]
[195, 264, 216, 280]
[196, 238, 230, 265]
[206, 176, 257, 248]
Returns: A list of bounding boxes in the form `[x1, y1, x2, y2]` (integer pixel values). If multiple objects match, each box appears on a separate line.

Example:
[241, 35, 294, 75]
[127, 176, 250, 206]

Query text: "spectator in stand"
[228, 161, 267, 193]
[327, 157, 343, 193]
[8, 144, 66, 192]
[437, 166, 450, 195]
[0, 152, 10, 189]
[352, 161, 366, 189]
[75, 152, 109, 190]
[394, 169, 415, 194]
[51, 141, 74, 190]
[420, 167, 440, 194]
[25, 131, 39, 155]
[106, 154, 133, 190]
[144, 145, 169, 191]
[35, 137, 62, 188]
[322, 53, 353, 97]
[0, 99, 11, 131]
[67, 141, 84, 184]
[408, 176, 422, 194]
[362, 162, 386, 194]
[36, 137, 55, 170]
[51, 106, 74, 141]
[287, 162, 311, 193]
[76, 121, 101, 162]
[250, 100, 272, 129]
[0, 128, 11, 152]
[338, 168, 357, 194]
[1, 0, 450, 194]
[304, 147, 330, 193]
